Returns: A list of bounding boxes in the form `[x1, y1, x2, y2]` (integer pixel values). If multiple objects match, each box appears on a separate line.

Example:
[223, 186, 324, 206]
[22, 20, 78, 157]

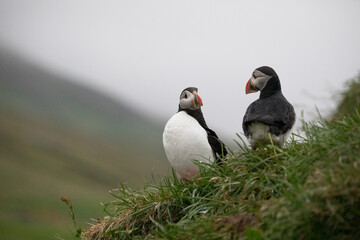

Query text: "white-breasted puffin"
[163, 87, 227, 180]
[242, 66, 295, 148]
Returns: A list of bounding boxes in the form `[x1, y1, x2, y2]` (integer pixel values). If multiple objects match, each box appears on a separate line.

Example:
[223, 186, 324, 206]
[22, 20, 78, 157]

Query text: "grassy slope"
[0, 51, 169, 239]
[83, 75, 360, 240]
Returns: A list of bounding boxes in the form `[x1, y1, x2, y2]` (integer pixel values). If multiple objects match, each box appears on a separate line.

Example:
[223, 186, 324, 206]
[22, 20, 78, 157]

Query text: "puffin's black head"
[178, 87, 203, 111]
[245, 66, 281, 97]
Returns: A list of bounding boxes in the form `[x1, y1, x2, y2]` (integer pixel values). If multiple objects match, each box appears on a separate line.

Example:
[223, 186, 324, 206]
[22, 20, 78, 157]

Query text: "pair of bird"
[163, 66, 295, 180]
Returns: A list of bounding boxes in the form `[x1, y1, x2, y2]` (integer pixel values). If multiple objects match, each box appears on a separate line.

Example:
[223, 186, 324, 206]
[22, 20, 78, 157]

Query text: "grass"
[81, 76, 360, 240]
[0, 70, 168, 239]
[0, 111, 166, 239]
[332, 74, 360, 120]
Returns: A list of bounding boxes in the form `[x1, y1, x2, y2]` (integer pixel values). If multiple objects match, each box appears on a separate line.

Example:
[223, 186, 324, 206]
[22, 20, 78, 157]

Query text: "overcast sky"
[0, 0, 359, 141]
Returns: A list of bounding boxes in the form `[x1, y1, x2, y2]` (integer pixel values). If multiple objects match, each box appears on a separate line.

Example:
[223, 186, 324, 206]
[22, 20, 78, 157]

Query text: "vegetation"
[332, 74, 360, 119]
[0, 52, 168, 240]
[81, 75, 360, 240]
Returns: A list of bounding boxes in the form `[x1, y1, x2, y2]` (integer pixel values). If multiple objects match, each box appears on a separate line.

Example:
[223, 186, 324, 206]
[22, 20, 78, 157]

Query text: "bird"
[163, 87, 227, 180]
[242, 66, 295, 148]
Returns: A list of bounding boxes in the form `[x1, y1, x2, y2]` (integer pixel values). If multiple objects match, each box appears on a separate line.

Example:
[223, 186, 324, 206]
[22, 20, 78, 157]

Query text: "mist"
[0, 0, 359, 140]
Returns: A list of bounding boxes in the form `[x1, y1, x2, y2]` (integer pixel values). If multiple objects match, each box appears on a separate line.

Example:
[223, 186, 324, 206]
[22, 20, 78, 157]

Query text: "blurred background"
[0, 1, 359, 239]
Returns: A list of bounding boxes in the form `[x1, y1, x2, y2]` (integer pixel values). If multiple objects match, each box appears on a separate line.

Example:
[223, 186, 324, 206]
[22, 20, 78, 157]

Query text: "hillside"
[82, 75, 360, 239]
[0, 50, 169, 240]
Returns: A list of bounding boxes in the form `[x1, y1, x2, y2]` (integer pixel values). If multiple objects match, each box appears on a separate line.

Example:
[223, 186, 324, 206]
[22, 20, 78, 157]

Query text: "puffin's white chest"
[248, 122, 290, 147]
[163, 111, 215, 179]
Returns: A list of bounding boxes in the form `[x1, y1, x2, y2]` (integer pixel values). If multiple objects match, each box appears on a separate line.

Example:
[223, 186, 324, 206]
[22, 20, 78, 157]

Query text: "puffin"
[242, 66, 295, 148]
[163, 87, 227, 180]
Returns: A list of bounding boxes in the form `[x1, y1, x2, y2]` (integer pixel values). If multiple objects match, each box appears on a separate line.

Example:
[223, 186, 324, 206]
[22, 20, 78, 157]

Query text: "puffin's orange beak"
[245, 78, 257, 94]
[194, 92, 203, 108]
[196, 93, 203, 107]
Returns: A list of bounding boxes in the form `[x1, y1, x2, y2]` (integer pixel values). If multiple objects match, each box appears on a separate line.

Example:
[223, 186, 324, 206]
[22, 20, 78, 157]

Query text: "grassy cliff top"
[78, 75, 360, 240]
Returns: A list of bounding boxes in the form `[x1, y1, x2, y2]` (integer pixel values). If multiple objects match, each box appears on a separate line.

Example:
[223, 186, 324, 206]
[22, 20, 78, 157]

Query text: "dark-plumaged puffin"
[242, 66, 295, 148]
[163, 87, 227, 180]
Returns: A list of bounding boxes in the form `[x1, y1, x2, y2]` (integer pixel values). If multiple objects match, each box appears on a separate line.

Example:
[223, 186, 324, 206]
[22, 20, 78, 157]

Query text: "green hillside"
[0, 50, 169, 239]
[82, 75, 360, 239]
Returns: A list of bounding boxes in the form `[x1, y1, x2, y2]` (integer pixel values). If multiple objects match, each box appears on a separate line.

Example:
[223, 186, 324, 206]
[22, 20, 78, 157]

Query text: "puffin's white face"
[179, 90, 203, 110]
[246, 70, 272, 94]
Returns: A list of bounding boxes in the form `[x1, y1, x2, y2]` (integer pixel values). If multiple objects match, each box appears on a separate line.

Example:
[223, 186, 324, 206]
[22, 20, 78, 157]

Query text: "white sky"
[0, 0, 359, 141]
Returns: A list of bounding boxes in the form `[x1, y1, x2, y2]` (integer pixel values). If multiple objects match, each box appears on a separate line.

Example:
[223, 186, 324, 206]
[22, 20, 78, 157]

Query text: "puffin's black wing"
[205, 127, 228, 158]
[243, 93, 295, 136]
[184, 109, 228, 159]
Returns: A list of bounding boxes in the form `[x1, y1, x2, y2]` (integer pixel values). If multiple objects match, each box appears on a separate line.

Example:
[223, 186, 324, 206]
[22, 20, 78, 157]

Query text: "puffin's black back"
[242, 92, 295, 137]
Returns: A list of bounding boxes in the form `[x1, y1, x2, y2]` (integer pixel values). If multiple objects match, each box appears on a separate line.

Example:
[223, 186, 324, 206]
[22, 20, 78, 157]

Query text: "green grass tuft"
[333, 74, 360, 119]
[82, 75, 360, 240]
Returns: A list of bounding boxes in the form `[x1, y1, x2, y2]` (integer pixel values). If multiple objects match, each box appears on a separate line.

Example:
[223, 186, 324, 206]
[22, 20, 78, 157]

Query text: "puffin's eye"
[184, 93, 187, 99]
[253, 72, 256, 78]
